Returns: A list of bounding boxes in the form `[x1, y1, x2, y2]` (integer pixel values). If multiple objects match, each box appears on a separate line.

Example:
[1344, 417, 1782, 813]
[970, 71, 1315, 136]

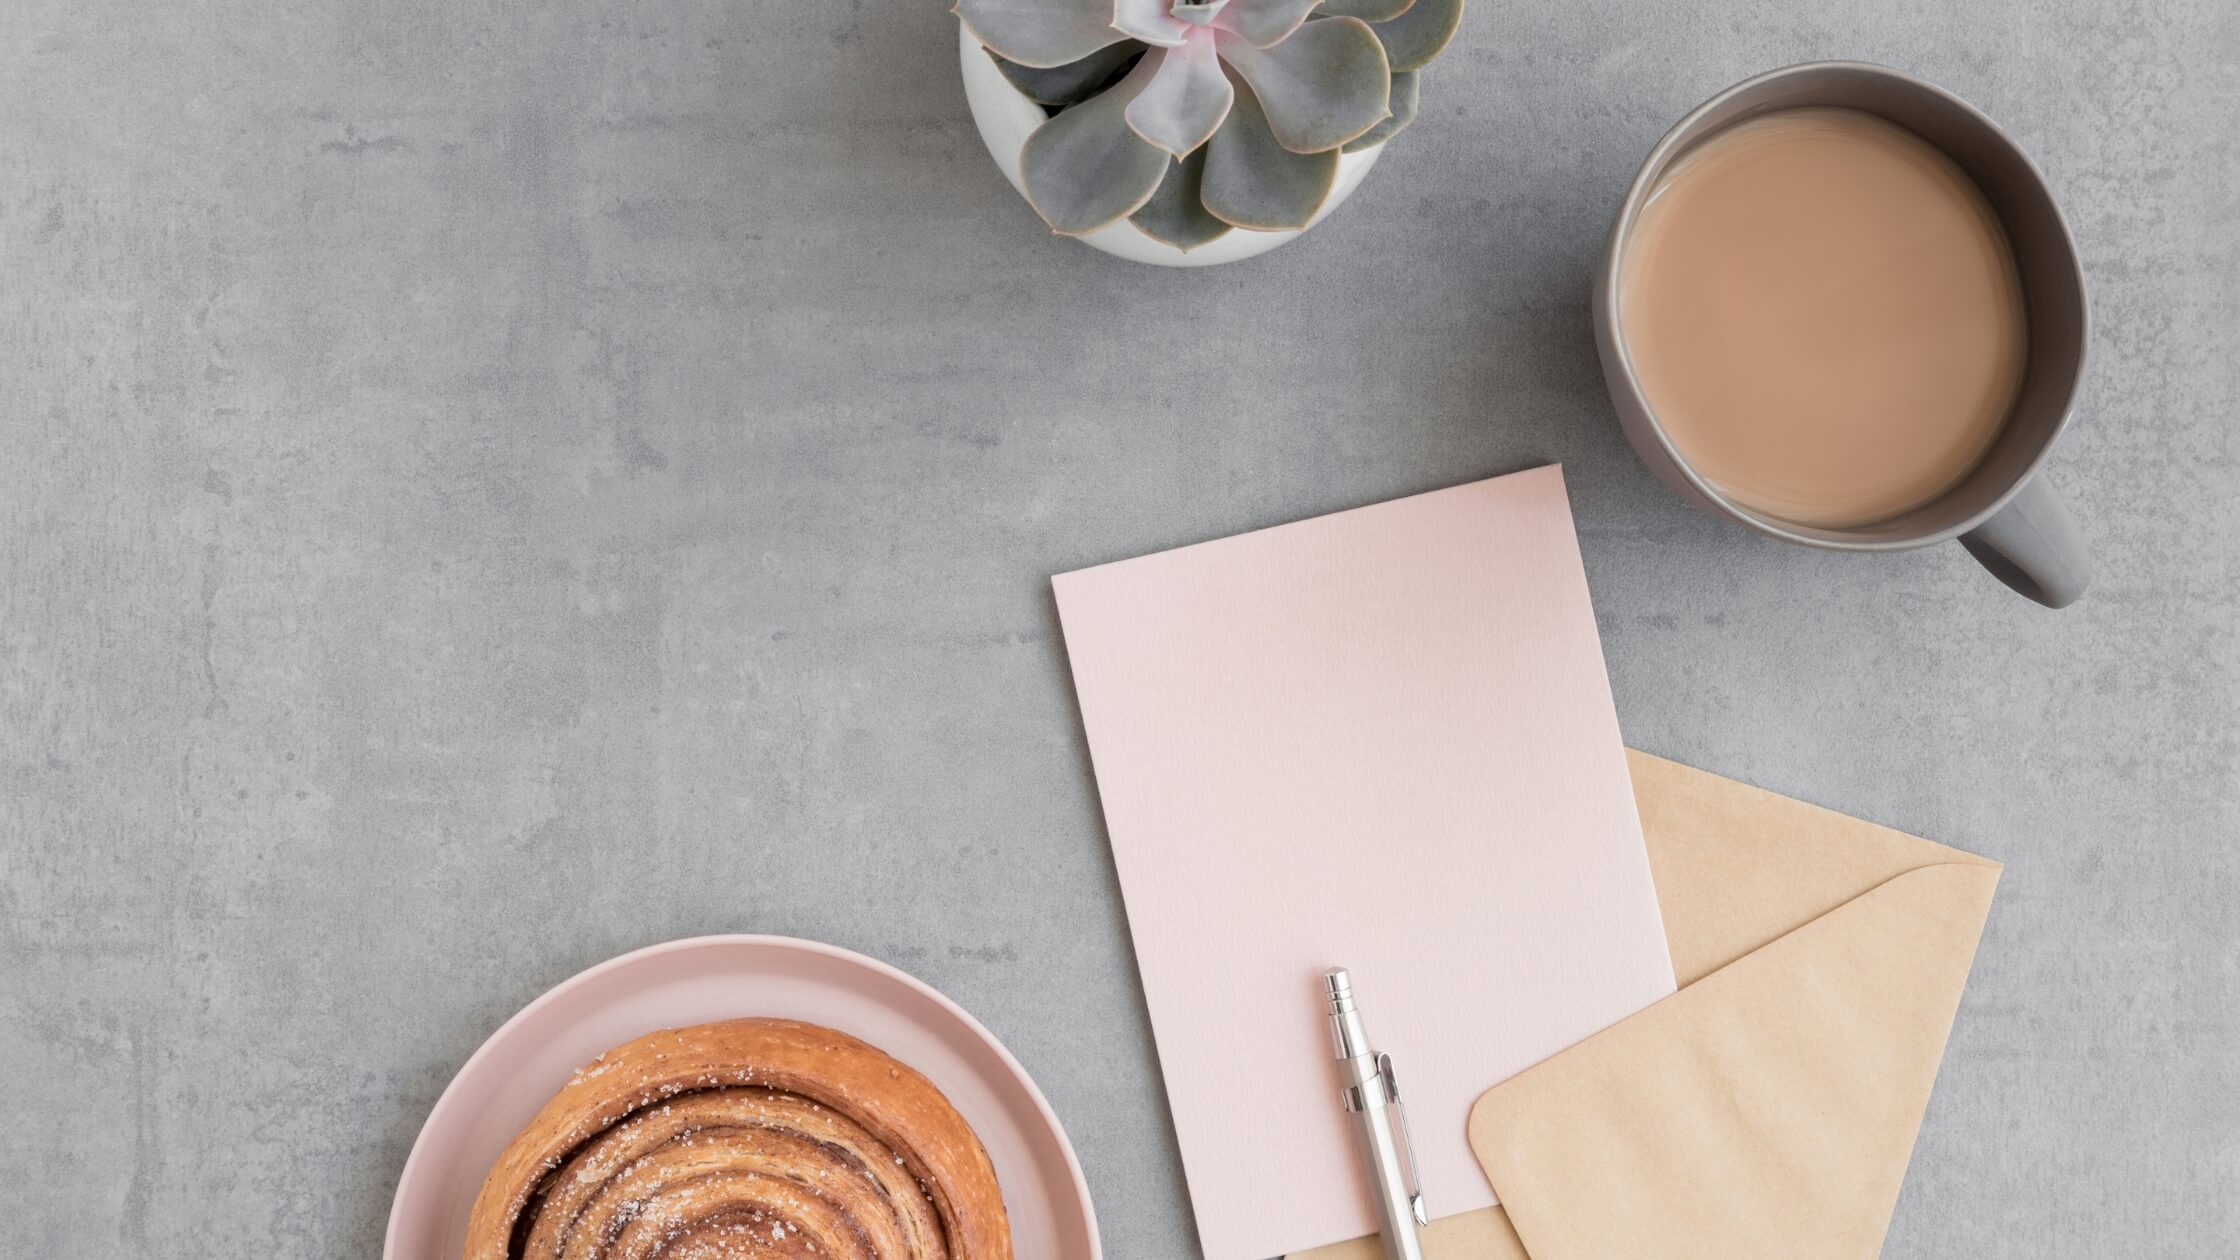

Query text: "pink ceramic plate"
[385, 934, 1099, 1258]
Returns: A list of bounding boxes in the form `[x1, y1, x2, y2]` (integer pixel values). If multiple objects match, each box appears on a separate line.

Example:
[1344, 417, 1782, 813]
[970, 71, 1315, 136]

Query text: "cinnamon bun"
[463, 1018, 1010, 1259]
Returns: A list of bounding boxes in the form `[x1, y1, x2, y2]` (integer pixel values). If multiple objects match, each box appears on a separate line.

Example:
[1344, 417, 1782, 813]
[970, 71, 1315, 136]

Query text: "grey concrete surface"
[3, 1, 2234, 1255]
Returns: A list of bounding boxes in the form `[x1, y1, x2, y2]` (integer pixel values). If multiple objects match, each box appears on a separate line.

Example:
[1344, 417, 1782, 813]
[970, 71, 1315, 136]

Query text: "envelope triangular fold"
[1626, 750, 1993, 986]
[1466, 858, 1999, 1260]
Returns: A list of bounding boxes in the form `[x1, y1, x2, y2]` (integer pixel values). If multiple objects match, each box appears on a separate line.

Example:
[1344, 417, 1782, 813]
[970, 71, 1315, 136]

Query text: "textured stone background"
[3, 1, 2233, 1255]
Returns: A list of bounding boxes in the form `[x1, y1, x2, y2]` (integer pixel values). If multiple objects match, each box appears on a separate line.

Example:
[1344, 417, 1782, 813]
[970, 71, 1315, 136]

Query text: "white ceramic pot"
[958, 24, 1385, 267]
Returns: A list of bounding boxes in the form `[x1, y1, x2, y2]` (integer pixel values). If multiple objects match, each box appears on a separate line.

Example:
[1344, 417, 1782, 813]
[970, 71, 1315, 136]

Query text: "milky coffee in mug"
[1595, 64, 2092, 607]
[1619, 108, 2027, 530]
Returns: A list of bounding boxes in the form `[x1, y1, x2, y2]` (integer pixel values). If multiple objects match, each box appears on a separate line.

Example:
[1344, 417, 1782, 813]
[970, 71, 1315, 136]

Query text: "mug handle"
[1958, 475, 2092, 608]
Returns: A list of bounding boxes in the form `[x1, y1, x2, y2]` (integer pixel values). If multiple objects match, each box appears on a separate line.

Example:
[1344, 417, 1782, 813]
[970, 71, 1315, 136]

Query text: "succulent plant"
[956, 0, 1464, 250]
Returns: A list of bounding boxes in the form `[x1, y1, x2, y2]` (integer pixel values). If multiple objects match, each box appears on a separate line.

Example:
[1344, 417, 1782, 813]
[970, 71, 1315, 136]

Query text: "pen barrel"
[1328, 971, 1425, 1260]
[1346, 1078, 1427, 1260]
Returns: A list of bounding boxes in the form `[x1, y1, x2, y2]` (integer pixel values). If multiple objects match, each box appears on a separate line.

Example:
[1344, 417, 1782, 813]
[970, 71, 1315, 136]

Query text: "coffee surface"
[1619, 107, 2027, 529]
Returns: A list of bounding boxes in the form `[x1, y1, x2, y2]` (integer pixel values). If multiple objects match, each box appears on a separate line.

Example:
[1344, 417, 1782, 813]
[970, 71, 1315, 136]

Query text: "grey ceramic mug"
[1594, 62, 2092, 608]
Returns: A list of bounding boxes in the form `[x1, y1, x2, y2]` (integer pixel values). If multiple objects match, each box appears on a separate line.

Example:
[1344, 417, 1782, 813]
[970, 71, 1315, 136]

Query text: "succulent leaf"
[1319, 0, 1416, 19]
[1113, 0, 1193, 46]
[1199, 69, 1341, 229]
[1124, 32, 1235, 155]
[1129, 147, 1233, 249]
[1368, 0, 1461, 72]
[994, 43, 1147, 109]
[1342, 67, 1416, 151]
[1020, 54, 1175, 234]
[1213, 18, 1389, 155]
[1215, 0, 1320, 47]
[956, 0, 1131, 69]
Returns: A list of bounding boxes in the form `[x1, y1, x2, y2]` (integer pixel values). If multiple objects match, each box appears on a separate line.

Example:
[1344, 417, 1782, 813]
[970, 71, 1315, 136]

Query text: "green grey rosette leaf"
[1199, 67, 1340, 229]
[1365, 0, 1462, 72]
[1319, 0, 1418, 20]
[1130, 147, 1233, 249]
[1343, 68, 1416, 152]
[1020, 53, 1173, 234]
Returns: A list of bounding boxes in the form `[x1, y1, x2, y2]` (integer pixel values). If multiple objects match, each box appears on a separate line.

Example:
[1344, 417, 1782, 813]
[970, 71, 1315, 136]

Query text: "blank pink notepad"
[1053, 467, 1676, 1260]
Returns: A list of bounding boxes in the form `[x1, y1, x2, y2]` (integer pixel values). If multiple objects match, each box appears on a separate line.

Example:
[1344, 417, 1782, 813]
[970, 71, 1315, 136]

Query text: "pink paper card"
[1053, 467, 1675, 1260]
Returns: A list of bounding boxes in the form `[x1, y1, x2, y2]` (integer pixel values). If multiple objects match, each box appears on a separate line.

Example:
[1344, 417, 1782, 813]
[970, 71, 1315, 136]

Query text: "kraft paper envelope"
[1294, 749, 2000, 1260]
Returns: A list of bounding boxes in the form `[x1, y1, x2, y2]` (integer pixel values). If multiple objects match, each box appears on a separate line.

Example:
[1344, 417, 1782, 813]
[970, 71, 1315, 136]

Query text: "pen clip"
[1377, 1052, 1429, 1228]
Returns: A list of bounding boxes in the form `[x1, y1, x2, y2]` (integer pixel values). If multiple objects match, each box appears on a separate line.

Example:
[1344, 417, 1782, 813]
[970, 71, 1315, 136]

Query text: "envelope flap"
[1628, 750, 1996, 985]
[1467, 859, 2000, 1260]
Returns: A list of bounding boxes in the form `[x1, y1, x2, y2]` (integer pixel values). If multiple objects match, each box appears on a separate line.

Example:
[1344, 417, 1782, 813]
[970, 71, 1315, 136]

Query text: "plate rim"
[383, 932, 1102, 1259]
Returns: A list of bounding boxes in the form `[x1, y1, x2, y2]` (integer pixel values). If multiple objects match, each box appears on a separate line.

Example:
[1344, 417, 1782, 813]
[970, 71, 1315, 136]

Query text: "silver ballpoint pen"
[1324, 968, 1427, 1260]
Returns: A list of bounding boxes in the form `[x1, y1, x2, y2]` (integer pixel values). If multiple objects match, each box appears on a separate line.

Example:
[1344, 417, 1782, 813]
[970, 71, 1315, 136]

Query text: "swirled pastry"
[464, 1018, 1010, 1260]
